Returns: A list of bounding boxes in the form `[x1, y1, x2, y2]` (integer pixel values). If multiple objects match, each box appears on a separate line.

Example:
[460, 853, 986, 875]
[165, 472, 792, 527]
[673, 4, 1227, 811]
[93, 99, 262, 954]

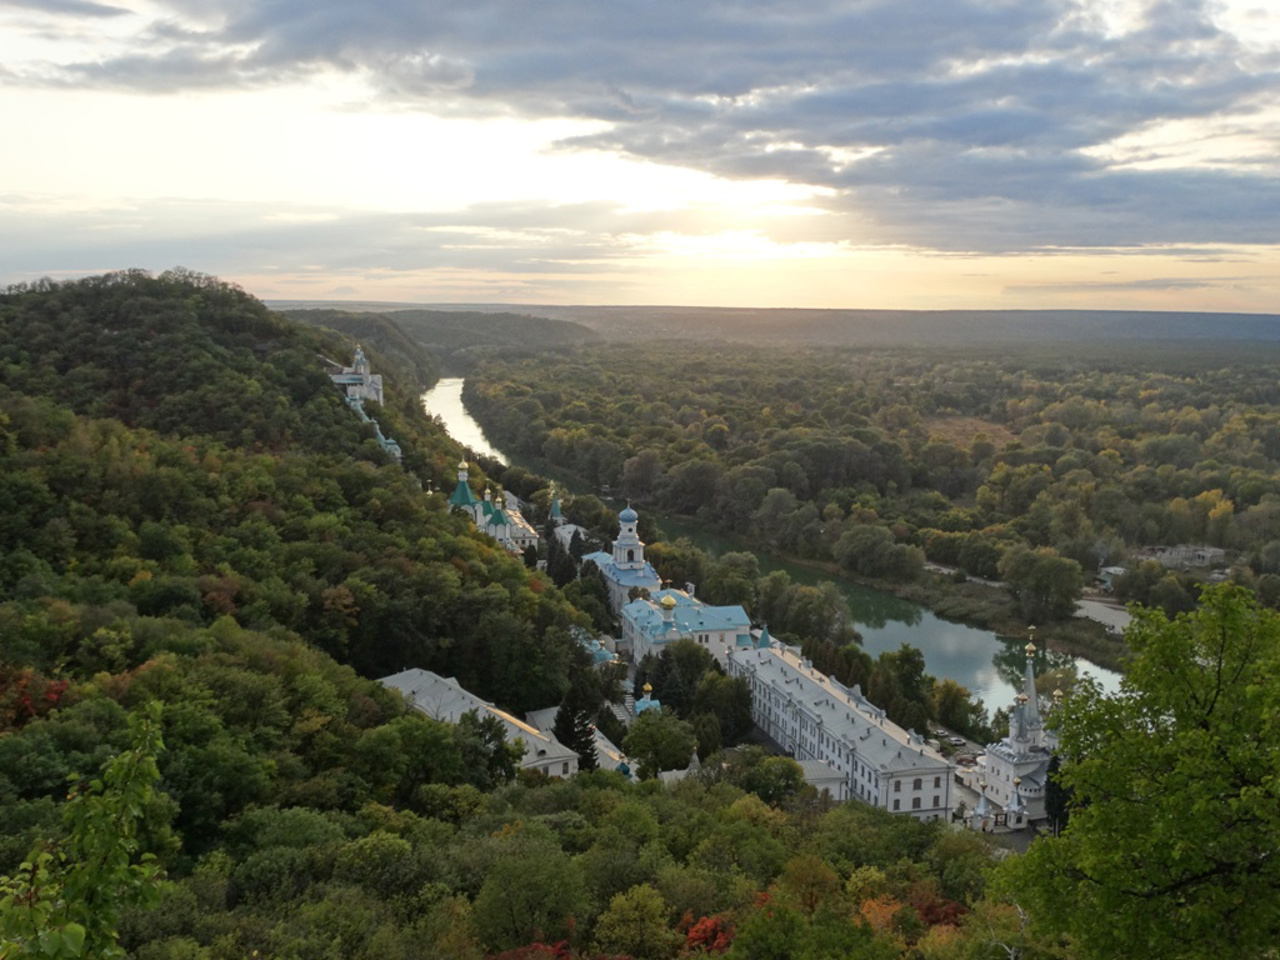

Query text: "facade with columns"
[582, 505, 662, 614]
[972, 636, 1061, 827]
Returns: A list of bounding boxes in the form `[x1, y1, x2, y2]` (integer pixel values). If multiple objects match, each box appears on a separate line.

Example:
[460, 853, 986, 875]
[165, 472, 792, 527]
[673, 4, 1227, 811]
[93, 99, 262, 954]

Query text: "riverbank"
[650, 512, 1128, 674]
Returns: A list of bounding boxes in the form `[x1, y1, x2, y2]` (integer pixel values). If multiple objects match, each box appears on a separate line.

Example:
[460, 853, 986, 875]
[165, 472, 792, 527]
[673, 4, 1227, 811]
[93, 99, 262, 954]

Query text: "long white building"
[381, 668, 579, 778]
[728, 644, 953, 819]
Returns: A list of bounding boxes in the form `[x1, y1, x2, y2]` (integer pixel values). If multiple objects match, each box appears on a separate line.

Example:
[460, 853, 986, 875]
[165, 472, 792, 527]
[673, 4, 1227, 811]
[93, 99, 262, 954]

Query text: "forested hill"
[0, 270, 419, 458]
[0, 272, 594, 902]
[277, 307, 441, 393]
[269, 301, 599, 371]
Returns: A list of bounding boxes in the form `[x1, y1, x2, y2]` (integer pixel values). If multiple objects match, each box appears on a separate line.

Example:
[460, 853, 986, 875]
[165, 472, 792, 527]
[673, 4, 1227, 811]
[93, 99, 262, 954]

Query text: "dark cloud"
[8, 0, 1280, 253]
[1, 0, 128, 17]
[0, 198, 692, 282]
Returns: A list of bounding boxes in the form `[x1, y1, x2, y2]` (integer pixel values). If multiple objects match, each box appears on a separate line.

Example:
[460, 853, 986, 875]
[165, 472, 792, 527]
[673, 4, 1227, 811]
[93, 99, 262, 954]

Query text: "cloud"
[5, 0, 1280, 255]
[1, 0, 128, 17]
[1005, 276, 1241, 294]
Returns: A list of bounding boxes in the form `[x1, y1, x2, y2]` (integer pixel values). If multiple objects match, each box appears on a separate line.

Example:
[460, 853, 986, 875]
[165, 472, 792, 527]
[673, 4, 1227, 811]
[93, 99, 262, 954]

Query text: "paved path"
[1075, 598, 1132, 634]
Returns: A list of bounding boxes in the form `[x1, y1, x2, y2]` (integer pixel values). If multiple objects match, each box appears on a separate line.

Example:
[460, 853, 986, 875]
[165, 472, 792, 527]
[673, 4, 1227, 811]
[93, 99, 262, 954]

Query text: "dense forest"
[464, 342, 1280, 631]
[283, 307, 599, 375]
[2, 272, 1276, 960]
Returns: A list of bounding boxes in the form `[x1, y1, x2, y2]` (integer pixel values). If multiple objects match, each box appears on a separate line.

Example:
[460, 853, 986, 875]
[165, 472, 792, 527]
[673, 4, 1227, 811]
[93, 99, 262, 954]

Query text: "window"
[913, 778, 922, 790]
[932, 795, 939, 807]
[893, 780, 901, 792]
[893, 799, 900, 811]
[912, 797, 921, 810]
[934, 776, 941, 788]
[563, 762, 570, 775]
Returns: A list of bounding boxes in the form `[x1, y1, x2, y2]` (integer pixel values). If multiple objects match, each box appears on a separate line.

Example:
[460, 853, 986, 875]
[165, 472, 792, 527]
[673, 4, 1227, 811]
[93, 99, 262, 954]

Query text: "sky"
[2, 0, 1279, 311]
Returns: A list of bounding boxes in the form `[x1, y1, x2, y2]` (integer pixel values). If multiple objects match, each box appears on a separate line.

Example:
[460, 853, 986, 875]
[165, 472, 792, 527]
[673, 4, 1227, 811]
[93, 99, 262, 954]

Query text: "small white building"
[381, 668, 580, 778]
[728, 644, 953, 819]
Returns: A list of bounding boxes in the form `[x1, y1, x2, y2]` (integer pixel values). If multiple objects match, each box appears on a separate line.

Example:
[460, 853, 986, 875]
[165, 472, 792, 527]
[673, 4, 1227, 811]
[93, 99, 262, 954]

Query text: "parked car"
[949, 736, 967, 746]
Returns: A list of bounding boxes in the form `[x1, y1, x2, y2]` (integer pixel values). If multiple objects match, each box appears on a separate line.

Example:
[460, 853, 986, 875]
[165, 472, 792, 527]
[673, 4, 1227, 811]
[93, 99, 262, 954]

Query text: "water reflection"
[421, 378, 511, 463]
[654, 512, 1118, 708]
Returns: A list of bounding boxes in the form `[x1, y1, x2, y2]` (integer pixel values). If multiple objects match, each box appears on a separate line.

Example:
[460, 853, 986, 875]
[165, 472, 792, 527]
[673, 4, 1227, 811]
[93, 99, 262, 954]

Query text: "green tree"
[1000, 586, 1280, 959]
[471, 826, 588, 952]
[592, 883, 682, 960]
[553, 668, 602, 773]
[1, 703, 169, 959]
[622, 709, 696, 780]
[998, 546, 1083, 622]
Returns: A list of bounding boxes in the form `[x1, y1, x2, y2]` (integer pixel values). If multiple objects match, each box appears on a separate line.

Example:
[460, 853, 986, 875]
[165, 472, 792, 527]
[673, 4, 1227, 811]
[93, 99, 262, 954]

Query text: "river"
[422, 378, 1120, 711]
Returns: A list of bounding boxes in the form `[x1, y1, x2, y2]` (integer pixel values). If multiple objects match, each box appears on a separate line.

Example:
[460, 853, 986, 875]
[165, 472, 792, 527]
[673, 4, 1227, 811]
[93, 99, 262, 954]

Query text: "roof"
[796, 759, 846, 788]
[583, 551, 662, 589]
[448, 479, 479, 508]
[622, 588, 750, 640]
[380, 668, 579, 768]
[729, 646, 951, 776]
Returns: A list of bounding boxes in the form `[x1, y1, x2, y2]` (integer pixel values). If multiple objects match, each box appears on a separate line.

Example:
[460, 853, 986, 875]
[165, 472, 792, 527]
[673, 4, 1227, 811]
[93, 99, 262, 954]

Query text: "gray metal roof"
[380, 668, 579, 768]
[730, 646, 951, 775]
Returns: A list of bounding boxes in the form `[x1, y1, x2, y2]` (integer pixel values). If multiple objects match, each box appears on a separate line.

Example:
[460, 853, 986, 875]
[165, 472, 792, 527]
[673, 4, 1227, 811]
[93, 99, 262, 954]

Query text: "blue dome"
[619, 505, 638, 523]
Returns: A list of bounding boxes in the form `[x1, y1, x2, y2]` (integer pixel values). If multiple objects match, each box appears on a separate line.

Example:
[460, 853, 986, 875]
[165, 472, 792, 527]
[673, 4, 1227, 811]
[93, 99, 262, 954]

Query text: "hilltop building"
[970, 638, 1060, 828]
[447, 460, 539, 554]
[324, 346, 401, 461]
[381, 668, 579, 778]
[622, 588, 753, 666]
[728, 643, 953, 818]
[583, 506, 662, 613]
[327, 345, 384, 406]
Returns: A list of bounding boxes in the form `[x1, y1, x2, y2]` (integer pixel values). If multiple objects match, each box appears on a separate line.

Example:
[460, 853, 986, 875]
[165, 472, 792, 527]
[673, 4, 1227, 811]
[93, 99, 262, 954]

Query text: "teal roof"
[448, 479, 478, 508]
[621, 589, 750, 644]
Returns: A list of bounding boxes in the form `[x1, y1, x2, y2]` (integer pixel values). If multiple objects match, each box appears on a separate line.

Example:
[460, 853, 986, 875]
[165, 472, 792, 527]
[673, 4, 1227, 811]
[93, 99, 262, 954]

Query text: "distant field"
[923, 416, 1016, 449]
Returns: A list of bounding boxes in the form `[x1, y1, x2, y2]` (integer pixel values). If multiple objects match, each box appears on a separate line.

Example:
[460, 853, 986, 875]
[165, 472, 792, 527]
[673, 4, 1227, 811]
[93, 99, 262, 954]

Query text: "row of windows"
[892, 776, 943, 792]
[891, 796, 942, 811]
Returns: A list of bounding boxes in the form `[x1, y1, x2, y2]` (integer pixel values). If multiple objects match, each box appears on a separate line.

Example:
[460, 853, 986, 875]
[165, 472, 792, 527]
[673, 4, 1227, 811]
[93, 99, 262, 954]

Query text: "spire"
[1023, 626, 1043, 739]
[549, 483, 563, 524]
[447, 460, 479, 509]
[974, 780, 991, 819]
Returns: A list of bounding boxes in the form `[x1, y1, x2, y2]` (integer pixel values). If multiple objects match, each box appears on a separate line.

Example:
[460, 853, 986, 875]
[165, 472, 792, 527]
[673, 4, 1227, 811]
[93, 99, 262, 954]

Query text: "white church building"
[968, 637, 1062, 829]
[582, 505, 662, 613]
[445, 460, 539, 554]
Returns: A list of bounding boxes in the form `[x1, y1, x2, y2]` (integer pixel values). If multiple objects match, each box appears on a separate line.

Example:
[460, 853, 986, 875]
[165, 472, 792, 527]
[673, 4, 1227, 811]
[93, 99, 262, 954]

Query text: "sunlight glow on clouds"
[1, 0, 1279, 309]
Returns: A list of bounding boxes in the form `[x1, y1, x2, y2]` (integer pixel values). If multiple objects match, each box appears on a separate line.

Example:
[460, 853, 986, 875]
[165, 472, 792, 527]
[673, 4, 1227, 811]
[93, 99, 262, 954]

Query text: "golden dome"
[660, 594, 677, 610]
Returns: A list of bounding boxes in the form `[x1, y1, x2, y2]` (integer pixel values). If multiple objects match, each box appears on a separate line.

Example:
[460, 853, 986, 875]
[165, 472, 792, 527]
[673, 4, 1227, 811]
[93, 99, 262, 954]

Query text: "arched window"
[627, 549, 635, 562]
